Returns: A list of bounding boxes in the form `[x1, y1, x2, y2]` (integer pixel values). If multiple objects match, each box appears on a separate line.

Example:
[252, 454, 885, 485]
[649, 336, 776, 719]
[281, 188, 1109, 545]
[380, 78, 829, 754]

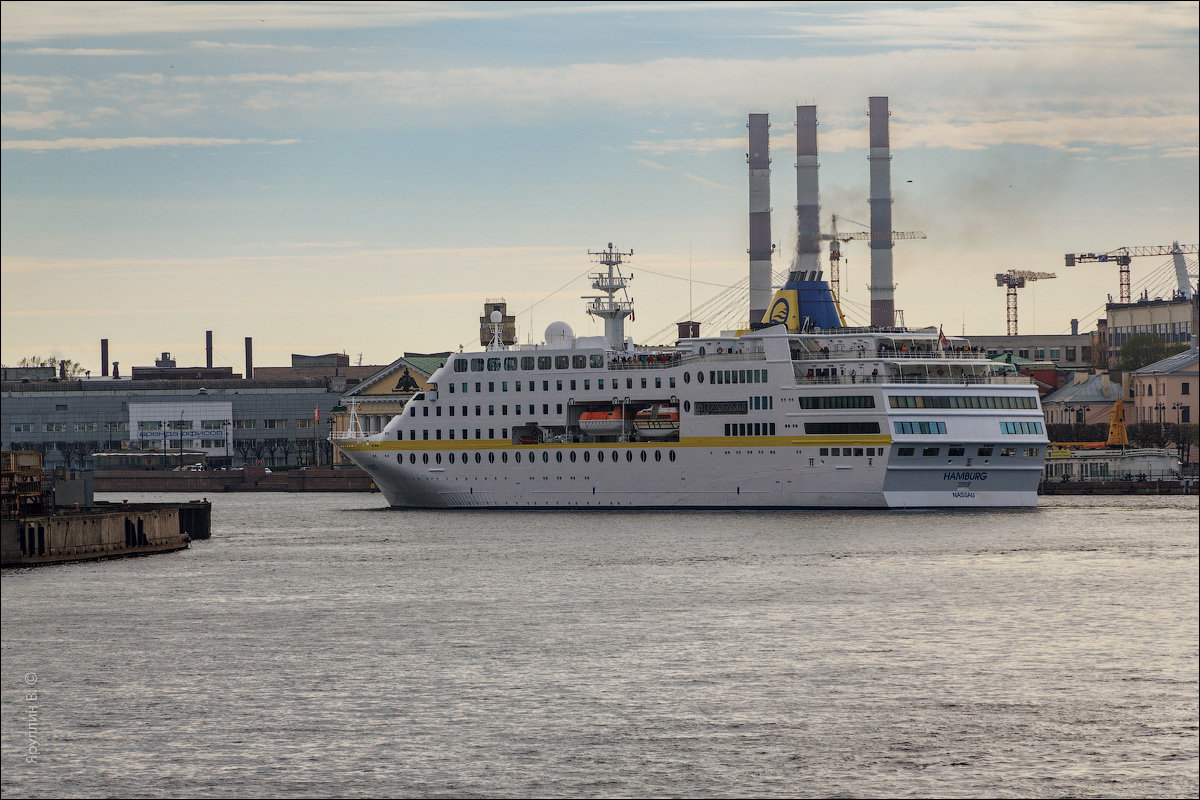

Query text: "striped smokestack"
[794, 105, 820, 280]
[868, 96, 895, 327]
[748, 113, 773, 323]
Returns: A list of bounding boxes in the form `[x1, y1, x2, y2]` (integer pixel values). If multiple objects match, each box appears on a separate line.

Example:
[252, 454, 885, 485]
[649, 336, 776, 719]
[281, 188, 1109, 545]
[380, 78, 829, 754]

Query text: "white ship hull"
[342, 440, 1041, 509]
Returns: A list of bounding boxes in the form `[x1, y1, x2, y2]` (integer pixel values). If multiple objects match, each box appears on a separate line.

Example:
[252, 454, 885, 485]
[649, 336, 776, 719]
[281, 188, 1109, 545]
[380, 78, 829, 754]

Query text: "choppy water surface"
[3, 493, 1197, 798]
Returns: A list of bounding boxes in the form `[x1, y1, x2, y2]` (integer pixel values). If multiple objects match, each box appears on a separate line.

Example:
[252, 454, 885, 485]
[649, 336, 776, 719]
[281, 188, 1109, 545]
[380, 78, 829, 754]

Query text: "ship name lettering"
[943, 471, 987, 482]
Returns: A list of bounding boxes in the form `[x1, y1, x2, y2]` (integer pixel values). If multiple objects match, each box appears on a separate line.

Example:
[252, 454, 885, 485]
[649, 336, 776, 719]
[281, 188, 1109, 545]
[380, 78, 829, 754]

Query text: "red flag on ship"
[314, 405, 320, 422]
[938, 325, 948, 348]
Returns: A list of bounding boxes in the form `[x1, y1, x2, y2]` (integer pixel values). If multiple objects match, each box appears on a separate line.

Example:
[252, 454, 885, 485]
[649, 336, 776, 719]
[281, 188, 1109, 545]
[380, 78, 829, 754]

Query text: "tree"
[16, 356, 88, 377]
[1117, 335, 1189, 372]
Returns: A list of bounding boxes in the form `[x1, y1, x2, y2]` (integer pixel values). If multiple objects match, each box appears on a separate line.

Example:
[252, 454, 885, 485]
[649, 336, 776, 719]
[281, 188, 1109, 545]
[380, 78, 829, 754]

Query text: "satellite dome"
[490, 310, 503, 324]
[544, 321, 574, 344]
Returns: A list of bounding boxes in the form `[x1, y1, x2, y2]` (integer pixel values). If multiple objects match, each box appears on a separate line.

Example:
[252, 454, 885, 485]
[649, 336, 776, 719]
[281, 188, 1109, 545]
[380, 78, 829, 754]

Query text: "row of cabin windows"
[682, 369, 768, 385]
[895, 445, 1033, 457]
[448, 376, 676, 394]
[410, 428, 508, 441]
[724, 422, 777, 436]
[797, 396, 875, 409]
[818, 447, 883, 457]
[403, 449, 678, 465]
[454, 354, 607, 372]
[412, 403, 565, 424]
[889, 395, 1037, 410]
[894, 421, 948, 435]
[999, 421, 1044, 434]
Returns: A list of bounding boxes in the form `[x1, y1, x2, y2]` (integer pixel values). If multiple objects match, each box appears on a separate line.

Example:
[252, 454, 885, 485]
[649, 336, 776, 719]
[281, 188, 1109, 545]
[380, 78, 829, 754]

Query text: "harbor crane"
[1065, 242, 1198, 303]
[996, 270, 1056, 336]
[825, 214, 926, 304]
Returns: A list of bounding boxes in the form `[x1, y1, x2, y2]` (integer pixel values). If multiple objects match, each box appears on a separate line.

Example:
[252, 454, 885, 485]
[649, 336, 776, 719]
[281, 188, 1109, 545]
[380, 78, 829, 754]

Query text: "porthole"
[488, 452, 495, 463]
[409, 453, 416, 464]
[683, 372, 691, 384]
[669, 450, 676, 462]
[610, 451, 618, 463]
[556, 451, 563, 463]
[543, 452, 550, 463]
[654, 450, 662, 462]
[683, 400, 691, 412]
[501, 452, 508, 463]
[640, 451, 647, 462]
[569, 451, 577, 463]
[435, 453, 442, 464]
[583, 451, 590, 463]
[697, 371, 705, 383]
[422, 453, 429, 464]
[449, 453, 455, 464]
[397, 454, 402, 464]
[475, 452, 482, 463]
[515, 451, 521, 463]
[625, 451, 633, 462]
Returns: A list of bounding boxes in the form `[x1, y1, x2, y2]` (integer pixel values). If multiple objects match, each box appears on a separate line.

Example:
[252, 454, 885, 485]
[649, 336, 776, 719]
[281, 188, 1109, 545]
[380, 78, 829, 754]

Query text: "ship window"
[1000, 447, 1016, 456]
[611, 451, 619, 462]
[820, 448, 829, 456]
[501, 382, 507, 392]
[449, 453, 455, 464]
[922, 447, 940, 457]
[590, 354, 604, 368]
[831, 448, 840, 456]
[570, 380, 576, 391]
[475, 429, 481, 439]
[599, 379, 605, 390]
[725, 424, 731, 436]
[435, 453, 442, 464]
[584, 380, 590, 390]
[504, 357, 517, 370]
[583, 451, 590, 462]
[683, 400, 691, 412]
[625, 451, 633, 462]
[684, 372, 691, 384]
[573, 355, 586, 369]
[488, 452, 495, 463]
[557, 404, 563, 414]
[654, 450, 661, 462]
[569, 451, 576, 463]
[978, 447, 993, 456]
[1024, 448, 1040, 457]
[854, 448, 864, 457]
[502, 452, 508, 462]
[475, 382, 482, 393]
[488, 405, 494, 416]
[410, 453, 417, 464]
[655, 377, 661, 389]
[626, 379, 633, 389]
[543, 452, 550, 463]
[556, 451, 563, 463]
[670, 377, 676, 388]
[669, 450, 675, 462]
[555, 356, 569, 369]
[422, 453, 429, 464]
[454, 358, 468, 373]
[487, 358, 500, 371]
[543, 381, 549, 391]
[514, 452, 521, 463]
[538, 356, 552, 370]
[641, 378, 647, 388]
[640, 450, 647, 462]
[422, 429, 429, 440]
[470, 358, 484, 371]
[948, 447, 965, 457]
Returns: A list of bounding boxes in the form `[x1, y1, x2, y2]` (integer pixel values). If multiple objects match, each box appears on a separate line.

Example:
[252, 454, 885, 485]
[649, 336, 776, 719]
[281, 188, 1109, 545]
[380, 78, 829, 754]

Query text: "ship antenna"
[582, 242, 635, 352]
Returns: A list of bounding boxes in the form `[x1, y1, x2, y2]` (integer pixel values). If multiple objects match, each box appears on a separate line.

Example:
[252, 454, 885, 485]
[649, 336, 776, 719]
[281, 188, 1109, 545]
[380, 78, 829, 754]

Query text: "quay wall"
[94, 466, 375, 493]
[1, 501, 209, 567]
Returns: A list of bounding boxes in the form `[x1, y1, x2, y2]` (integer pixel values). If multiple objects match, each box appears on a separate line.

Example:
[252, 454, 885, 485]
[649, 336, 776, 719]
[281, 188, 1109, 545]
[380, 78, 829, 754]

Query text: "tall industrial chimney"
[868, 96, 895, 328]
[748, 113, 773, 324]
[795, 105, 821, 280]
[206, 330, 213, 369]
[100, 339, 109, 377]
[245, 337, 253, 380]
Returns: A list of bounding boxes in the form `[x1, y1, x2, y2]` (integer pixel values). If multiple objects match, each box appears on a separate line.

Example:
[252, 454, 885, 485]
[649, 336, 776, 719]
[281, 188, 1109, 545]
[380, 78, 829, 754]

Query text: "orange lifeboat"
[633, 405, 680, 439]
[578, 408, 626, 435]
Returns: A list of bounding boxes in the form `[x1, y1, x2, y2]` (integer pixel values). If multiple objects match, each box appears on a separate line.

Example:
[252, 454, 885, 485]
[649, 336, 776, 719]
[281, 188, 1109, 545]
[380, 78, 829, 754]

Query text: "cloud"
[1, 136, 301, 152]
[14, 47, 159, 56]
[1, 109, 74, 130]
[189, 40, 318, 53]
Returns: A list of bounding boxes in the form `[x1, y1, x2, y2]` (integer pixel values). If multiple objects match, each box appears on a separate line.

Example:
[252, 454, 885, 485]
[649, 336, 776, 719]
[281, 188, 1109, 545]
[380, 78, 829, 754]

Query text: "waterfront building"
[331, 353, 450, 464]
[1043, 445, 1180, 482]
[1041, 373, 1120, 426]
[969, 333, 1095, 372]
[1102, 294, 1197, 370]
[1129, 348, 1198, 428]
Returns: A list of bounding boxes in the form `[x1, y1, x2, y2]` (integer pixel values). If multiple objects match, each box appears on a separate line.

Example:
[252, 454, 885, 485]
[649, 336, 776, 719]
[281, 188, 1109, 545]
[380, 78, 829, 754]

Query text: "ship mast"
[583, 243, 635, 351]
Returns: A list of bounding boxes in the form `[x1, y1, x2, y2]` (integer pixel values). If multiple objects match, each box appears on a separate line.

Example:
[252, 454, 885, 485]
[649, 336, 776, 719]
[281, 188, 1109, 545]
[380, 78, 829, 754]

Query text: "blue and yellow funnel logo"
[762, 289, 800, 331]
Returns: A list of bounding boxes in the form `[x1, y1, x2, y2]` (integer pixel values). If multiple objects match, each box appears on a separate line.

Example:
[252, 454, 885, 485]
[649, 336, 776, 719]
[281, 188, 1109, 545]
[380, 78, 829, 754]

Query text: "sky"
[2, 1, 1197, 373]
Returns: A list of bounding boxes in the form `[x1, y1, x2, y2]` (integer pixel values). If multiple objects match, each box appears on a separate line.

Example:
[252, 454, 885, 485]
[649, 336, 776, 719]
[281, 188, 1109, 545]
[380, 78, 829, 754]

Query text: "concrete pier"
[1, 501, 210, 568]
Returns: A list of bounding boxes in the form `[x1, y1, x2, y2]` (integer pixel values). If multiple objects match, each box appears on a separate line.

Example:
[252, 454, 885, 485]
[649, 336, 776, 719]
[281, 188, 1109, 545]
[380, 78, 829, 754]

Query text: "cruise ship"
[333, 244, 1048, 508]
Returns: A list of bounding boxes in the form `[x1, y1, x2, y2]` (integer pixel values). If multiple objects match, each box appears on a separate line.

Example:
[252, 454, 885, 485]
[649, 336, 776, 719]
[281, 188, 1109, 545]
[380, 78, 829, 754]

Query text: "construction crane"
[1065, 242, 1198, 304]
[996, 270, 1056, 336]
[825, 214, 926, 304]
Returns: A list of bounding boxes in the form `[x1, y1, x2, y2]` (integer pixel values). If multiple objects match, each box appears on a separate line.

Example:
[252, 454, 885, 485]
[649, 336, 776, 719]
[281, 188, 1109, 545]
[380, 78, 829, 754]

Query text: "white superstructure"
[334, 255, 1047, 509]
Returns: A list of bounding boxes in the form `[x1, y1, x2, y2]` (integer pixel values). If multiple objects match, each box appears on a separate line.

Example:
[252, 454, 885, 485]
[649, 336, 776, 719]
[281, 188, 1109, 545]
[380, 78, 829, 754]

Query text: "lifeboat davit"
[578, 408, 626, 435]
[633, 404, 679, 439]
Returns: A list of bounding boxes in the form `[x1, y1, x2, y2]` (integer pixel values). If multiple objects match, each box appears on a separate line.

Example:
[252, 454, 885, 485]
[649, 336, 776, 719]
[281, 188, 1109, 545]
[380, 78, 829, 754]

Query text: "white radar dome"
[490, 310, 503, 324]
[544, 321, 574, 344]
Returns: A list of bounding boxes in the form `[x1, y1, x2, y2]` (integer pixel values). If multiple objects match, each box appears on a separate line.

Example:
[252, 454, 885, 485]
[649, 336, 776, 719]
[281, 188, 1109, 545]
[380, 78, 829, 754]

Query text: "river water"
[3, 493, 1197, 798]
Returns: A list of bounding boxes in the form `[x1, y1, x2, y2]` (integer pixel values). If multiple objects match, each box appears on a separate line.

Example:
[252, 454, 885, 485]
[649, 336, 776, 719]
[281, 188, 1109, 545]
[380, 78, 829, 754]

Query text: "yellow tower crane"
[995, 270, 1056, 336]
